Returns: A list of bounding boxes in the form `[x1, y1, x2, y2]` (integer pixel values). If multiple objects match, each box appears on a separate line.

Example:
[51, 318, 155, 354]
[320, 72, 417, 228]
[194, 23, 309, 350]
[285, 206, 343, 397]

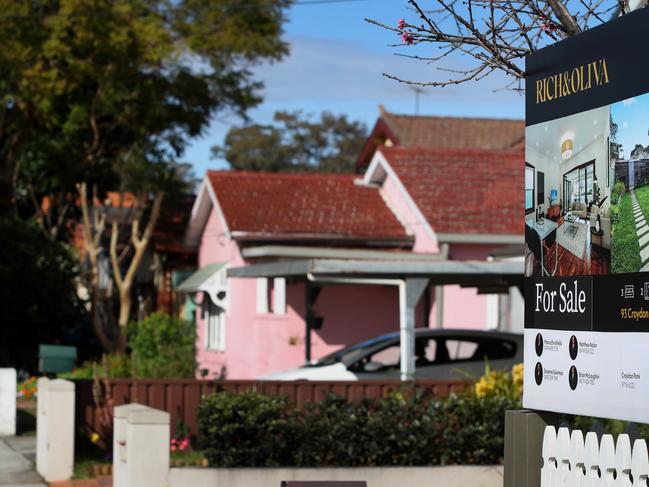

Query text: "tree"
[213, 111, 368, 173]
[2, 0, 291, 353]
[1, 0, 291, 215]
[0, 216, 82, 371]
[368, 0, 624, 89]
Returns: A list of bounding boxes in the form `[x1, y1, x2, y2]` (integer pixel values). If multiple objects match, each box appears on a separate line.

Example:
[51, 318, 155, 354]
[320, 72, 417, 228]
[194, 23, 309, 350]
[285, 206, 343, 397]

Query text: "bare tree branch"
[369, 0, 618, 88]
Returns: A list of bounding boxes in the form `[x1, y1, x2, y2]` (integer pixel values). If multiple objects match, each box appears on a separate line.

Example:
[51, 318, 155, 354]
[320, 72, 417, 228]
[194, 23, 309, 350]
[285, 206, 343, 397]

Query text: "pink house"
[180, 110, 525, 380]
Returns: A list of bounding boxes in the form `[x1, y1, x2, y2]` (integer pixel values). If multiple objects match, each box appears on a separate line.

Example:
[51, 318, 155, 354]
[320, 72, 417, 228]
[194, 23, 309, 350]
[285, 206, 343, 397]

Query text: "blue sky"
[183, 0, 525, 175]
[611, 94, 649, 158]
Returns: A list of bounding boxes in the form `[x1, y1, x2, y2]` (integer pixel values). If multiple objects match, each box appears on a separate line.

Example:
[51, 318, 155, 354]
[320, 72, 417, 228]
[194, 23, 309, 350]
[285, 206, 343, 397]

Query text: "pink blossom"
[540, 21, 557, 33]
[401, 32, 414, 45]
[171, 444, 177, 452]
[397, 18, 406, 30]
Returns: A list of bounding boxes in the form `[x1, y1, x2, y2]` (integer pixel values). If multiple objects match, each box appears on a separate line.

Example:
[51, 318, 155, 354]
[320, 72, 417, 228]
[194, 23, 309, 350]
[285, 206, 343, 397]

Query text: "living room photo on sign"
[525, 105, 612, 277]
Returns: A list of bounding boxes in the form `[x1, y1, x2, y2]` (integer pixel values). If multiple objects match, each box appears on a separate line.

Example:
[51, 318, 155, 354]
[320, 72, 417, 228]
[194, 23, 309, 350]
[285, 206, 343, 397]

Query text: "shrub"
[197, 391, 299, 467]
[62, 313, 196, 379]
[60, 354, 132, 379]
[128, 313, 196, 379]
[612, 181, 626, 204]
[197, 387, 519, 467]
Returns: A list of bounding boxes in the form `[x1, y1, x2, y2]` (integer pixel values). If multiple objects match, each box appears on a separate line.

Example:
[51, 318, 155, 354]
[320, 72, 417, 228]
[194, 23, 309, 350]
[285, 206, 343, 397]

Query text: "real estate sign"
[524, 8, 649, 422]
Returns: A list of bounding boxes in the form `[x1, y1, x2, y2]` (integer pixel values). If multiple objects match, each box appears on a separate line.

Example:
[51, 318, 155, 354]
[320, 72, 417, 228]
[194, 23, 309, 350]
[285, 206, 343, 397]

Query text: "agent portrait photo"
[569, 365, 578, 390]
[535, 361, 543, 385]
[569, 335, 578, 360]
[535, 333, 544, 357]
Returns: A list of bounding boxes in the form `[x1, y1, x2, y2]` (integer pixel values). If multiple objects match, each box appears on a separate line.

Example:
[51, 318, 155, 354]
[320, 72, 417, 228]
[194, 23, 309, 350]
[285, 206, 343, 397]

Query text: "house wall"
[195, 209, 240, 378]
[240, 282, 403, 378]
[438, 244, 500, 330]
[196, 157, 521, 377]
[196, 207, 420, 379]
[379, 165, 439, 253]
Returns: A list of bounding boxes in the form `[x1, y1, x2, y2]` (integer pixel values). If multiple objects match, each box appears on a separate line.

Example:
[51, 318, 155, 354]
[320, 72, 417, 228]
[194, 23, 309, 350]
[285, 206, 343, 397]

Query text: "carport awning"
[226, 258, 524, 288]
[177, 262, 227, 293]
[227, 257, 523, 381]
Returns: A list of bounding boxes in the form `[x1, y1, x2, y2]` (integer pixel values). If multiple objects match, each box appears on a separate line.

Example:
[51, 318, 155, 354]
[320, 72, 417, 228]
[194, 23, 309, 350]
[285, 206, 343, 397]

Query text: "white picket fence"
[541, 426, 649, 486]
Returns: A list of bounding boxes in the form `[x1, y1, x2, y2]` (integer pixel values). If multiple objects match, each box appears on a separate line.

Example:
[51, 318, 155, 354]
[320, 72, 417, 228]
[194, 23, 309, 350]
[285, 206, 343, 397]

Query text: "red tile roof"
[380, 146, 523, 236]
[358, 109, 524, 169]
[206, 171, 411, 242]
[382, 112, 525, 150]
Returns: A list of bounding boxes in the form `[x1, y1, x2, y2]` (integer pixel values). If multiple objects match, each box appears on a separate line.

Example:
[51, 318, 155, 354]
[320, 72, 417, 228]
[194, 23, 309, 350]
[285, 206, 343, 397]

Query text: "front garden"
[611, 188, 640, 273]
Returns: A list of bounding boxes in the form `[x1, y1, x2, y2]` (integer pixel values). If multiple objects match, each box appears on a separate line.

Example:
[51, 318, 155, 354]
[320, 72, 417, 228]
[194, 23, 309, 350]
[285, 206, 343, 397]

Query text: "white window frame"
[256, 278, 269, 314]
[206, 300, 226, 352]
[273, 277, 286, 315]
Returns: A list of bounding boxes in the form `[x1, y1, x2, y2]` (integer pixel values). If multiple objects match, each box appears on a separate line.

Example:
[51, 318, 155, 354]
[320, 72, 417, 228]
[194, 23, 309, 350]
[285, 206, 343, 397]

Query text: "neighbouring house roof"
[152, 194, 196, 255]
[201, 170, 412, 244]
[62, 191, 195, 261]
[377, 146, 523, 237]
[357, 108, 524, 170]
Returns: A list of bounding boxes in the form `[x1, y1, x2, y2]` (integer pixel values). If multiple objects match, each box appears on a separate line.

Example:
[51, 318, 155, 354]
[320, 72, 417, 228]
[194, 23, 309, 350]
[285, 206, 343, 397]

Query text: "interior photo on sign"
[525, 105, 612, 277]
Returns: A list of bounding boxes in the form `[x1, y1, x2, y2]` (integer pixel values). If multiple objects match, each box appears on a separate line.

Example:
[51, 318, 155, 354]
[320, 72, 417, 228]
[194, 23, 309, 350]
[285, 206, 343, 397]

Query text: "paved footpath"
[0, 436, 45, 487]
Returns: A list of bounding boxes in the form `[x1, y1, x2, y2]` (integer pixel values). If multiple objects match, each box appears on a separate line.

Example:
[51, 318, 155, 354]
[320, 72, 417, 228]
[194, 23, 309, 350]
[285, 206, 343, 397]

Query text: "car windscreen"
[311, 334, 397, 367]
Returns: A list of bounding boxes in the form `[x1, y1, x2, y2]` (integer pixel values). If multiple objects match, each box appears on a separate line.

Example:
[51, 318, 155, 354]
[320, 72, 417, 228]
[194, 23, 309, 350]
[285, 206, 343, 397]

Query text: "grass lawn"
[611, 191, 641, 273]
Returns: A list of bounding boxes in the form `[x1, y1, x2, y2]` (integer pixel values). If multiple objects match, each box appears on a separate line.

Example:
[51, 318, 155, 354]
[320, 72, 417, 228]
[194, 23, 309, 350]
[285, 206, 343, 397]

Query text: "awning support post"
[305, 282, 322, 364]
[399, 278, 429, 381]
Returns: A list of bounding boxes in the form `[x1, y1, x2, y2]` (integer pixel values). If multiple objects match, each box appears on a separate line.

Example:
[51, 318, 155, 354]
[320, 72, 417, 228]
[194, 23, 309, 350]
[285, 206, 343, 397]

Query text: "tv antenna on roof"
[409, 86, 426, 115]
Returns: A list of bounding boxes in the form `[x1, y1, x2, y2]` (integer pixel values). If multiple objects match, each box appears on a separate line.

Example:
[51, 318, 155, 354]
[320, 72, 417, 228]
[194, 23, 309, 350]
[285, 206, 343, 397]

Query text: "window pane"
[446, 340, 479, 360]
[370, 345, 400, 368]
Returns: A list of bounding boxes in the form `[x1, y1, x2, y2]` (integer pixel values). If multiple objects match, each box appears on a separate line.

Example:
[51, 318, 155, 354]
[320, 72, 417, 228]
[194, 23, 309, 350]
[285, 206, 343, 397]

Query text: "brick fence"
[74, 378, 472, 446]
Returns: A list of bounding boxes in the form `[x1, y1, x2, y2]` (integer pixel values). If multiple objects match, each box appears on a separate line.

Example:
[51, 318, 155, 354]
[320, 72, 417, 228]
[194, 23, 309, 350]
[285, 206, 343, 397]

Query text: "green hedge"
[197, 390, 518, 467]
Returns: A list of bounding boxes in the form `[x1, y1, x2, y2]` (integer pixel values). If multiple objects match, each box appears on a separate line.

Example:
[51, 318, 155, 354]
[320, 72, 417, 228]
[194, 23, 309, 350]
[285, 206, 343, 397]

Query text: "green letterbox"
[38, 345, 77, 373]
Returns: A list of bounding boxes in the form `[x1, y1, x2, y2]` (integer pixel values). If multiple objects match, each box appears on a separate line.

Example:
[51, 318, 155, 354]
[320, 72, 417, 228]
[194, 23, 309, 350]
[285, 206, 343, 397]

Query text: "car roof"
[371, 328, 522, 343]
[329, 328, 522, 367]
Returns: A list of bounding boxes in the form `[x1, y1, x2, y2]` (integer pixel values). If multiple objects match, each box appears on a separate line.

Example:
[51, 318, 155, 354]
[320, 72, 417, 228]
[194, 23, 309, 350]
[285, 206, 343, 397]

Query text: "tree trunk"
[110, 191, 164, 354]
[117, 289, 131, 353]
[77, 182, 118, 353]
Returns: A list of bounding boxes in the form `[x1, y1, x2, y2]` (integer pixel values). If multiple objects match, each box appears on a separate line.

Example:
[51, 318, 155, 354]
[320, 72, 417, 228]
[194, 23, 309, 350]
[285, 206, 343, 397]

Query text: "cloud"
[623, 97, 636, 106]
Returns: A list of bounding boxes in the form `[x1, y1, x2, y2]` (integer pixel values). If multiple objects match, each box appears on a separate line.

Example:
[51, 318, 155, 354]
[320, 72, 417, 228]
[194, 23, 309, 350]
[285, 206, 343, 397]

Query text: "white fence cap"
[47, 379, 75, 391]
[114, 403, 149, 419]
[127, 408, 170, 425]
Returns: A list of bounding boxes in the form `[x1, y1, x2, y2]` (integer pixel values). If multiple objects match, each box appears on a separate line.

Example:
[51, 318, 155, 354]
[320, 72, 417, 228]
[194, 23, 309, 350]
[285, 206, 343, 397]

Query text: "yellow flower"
[90, 432, 100, 444]
[475, 377, 493, 398]
[512, 363, 524, 387]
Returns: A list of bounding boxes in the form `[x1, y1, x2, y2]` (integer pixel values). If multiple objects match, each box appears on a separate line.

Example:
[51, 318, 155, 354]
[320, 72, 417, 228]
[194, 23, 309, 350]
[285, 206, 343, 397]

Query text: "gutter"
[242, 244, 449, 261]
[436, 233, 524, 244]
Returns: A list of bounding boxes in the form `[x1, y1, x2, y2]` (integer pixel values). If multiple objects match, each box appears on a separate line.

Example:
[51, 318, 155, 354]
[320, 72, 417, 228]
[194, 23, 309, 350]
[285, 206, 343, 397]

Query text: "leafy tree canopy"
[213, 111, 368, 173]
[1, 0, 291, 212]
